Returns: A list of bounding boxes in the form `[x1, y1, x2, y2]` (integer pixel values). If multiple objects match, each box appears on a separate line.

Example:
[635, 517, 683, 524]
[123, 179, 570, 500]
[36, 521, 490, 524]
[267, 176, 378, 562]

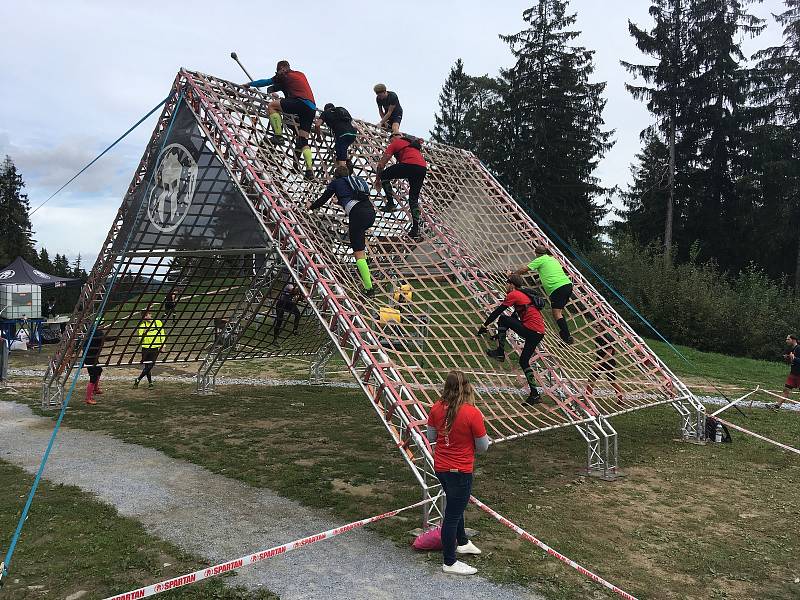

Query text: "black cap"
[324, 103, 334, 111]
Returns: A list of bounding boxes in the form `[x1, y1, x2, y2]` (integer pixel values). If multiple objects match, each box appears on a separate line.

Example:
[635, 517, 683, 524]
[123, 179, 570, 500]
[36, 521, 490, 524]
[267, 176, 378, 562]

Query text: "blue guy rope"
[30, 97, 170, 216]
[1, 92, 185, 587]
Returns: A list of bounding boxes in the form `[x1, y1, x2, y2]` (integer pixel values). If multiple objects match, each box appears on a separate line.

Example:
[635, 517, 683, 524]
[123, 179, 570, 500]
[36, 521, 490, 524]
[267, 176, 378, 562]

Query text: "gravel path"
[0, 401, 541, 600]
[10, 369, 800, 412]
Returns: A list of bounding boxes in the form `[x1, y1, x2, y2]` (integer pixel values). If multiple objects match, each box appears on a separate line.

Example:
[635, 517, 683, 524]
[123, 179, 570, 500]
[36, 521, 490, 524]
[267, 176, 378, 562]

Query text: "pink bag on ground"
[412, 526, 443, 551]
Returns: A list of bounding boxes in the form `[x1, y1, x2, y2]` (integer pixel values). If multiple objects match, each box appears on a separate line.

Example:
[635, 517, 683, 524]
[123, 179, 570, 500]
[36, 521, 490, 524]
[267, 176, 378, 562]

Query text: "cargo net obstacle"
[42, 70, 704, 520]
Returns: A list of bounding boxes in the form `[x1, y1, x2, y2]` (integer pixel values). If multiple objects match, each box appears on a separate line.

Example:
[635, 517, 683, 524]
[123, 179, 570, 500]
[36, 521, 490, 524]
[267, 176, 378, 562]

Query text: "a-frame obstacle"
[42, 70, 705, 524]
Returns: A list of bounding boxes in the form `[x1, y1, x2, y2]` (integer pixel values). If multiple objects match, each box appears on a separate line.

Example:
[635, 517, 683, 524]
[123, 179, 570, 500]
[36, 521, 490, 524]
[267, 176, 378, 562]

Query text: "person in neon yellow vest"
[515, 246, 574, 344]
[133, 310, 165, 389]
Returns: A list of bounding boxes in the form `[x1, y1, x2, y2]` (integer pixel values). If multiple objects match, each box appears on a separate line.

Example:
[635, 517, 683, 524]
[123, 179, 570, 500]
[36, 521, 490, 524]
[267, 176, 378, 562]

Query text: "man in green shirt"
[515, 246, 574, 344]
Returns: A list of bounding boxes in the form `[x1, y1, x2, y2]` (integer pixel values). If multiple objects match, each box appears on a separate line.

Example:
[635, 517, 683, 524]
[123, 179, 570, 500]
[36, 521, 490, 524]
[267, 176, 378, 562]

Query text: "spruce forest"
[432, 0, 800, 358]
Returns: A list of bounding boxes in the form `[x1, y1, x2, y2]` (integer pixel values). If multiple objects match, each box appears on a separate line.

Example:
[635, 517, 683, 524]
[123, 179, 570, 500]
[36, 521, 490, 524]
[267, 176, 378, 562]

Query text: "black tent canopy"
[0, 257, 78, 287]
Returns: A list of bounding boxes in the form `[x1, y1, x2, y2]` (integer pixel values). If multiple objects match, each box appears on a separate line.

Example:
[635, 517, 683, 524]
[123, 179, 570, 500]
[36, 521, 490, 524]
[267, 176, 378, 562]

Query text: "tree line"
[432, 0, 800, 287]
[0, 156, 88, 314]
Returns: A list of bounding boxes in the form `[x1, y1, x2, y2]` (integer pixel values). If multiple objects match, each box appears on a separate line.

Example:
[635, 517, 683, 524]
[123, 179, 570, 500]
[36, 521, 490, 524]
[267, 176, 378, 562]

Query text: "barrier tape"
[756, 387, 800, 405]
[708, 388, 759, 417]
[103, 496, 435, 600]
[708, 416, 800, 456]
[469, 495, 639, 600]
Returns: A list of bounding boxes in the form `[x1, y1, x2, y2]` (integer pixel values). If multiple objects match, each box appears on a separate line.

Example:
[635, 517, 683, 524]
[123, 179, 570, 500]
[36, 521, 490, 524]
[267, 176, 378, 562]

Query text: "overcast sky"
[0, 0, 787, 269]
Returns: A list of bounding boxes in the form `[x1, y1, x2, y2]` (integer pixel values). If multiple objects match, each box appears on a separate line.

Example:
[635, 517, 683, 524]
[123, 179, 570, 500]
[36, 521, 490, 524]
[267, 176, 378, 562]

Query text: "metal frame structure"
[42, 70, 706, 526]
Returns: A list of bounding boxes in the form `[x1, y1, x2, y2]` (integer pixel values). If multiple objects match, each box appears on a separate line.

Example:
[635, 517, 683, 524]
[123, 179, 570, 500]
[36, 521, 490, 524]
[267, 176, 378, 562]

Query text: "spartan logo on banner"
[32, 269, 50, 279]
[147, 143, 198, 233]
[0, 270, 14, 280]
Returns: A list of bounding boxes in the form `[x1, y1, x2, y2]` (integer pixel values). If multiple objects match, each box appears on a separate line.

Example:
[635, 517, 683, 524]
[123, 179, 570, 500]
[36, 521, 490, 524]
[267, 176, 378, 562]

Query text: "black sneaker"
[304, 169, 315, 181]
[148, 383, 154, 389]
[132, 379, 139, 389]
[271, 134, 284, 145]
[382, 201, 397, 213]
[523, 391, 541, 406]
[364, 287, 376, 298]
[485, 348, 505, 362]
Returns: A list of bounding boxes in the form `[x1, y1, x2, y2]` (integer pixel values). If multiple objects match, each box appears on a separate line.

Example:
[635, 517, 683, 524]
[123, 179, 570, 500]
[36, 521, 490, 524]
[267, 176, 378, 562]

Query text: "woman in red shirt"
[427, 370, 490, 575]
[478, 274, 546, 406]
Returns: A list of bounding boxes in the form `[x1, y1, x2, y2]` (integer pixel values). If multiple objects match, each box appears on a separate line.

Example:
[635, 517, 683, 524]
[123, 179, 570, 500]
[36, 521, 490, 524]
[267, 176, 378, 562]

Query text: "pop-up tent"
[0, 257, 79, 347]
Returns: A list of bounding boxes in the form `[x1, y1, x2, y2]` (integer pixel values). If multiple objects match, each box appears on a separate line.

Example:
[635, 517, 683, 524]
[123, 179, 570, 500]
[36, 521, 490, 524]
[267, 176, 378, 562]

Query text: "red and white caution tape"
[709, 416, 800, 456]
[103, 496, 436, 600]
[469, 495, 639, 600]
[708, 387, 760, 417]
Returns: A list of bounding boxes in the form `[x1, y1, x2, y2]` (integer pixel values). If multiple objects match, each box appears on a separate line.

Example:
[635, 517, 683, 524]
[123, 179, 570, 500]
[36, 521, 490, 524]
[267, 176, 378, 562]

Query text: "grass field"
[2, 370, 799, 599]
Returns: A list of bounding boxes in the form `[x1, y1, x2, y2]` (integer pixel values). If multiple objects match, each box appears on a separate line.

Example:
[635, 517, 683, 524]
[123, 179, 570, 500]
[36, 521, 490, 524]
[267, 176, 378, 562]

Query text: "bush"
[583, 238, 799, 360]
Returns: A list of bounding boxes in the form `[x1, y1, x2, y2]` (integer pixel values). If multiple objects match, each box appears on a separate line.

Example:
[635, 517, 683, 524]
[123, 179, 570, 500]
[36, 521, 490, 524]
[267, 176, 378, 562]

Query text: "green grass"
[0, 459, 277, 600]
[645, 337, 787, 392]
[3, 378, 799, 599]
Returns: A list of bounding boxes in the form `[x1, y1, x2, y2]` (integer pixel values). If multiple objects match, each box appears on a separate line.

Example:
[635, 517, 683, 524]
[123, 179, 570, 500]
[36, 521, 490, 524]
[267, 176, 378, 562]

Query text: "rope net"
[43, 69, 693, 445]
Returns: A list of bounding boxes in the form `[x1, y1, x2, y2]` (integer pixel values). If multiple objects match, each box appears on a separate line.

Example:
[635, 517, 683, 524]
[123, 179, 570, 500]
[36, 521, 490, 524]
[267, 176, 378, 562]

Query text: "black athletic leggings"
[348, 202, 376, 252]
[138, 348, 159, 383]
[86, 365, 103, 384]
[381, 163, 427, 219]
[498, 314, 544, 371]
[274, 299, 301, 340]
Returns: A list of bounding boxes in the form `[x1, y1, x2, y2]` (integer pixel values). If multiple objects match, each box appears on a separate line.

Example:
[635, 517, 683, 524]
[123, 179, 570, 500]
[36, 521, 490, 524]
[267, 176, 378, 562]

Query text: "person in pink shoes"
[83, 325, 114, 405]
[426, 370, 490, 575]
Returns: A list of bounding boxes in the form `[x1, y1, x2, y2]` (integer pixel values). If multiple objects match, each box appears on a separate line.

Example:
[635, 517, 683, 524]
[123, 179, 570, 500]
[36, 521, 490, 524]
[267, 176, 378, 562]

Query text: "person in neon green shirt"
[515, 246, 574, 344]
[134, 310, 165, 389]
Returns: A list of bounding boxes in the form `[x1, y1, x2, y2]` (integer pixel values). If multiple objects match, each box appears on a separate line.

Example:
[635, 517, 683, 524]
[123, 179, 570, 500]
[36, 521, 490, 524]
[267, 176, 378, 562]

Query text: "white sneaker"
[442, 560, 477, 575]
[456, 540, 482, 555]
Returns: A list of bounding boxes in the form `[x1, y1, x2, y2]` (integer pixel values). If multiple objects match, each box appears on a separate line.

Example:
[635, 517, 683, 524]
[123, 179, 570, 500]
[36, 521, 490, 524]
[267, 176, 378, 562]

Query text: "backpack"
[520, 287, 546, 310]
[401, 135, 422, 150]
[330, 106, 352, 123]
[345, 175, 370, 202]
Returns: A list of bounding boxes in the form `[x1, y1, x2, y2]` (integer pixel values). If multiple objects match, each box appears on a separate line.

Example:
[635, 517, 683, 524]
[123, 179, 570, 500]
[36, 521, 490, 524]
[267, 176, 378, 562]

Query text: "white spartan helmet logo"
[0, 270, 14, 280]
[147, 143, 198, 232]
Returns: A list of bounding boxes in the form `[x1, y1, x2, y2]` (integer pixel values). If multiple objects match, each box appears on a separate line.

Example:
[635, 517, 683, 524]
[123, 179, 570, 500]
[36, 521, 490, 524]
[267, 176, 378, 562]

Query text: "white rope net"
[44, 70, 693, 443]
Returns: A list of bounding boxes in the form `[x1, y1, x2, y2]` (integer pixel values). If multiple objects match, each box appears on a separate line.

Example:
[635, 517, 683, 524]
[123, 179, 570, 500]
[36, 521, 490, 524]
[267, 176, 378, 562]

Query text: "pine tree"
[0, 156, 36, 267]
[615, 134, 672, 245]
[492, 0, 613, 246]
[71, 254, 84, 278]
[684, 0, 765, 271]
[750, 1, 800, 288]
[621, 0, 695, 261]
[52, 253, 71, 277]
[431, 59, 477, 148]
[623, 0, 765, 270]
[37, 248, 53, 274]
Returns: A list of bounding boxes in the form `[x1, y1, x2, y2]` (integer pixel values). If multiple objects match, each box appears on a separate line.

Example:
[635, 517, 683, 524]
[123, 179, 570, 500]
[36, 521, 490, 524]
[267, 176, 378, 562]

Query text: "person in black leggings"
[84, 325, 114, 404]
[374, 133, 426, 241]
[272, 283, 302, 343]
[478, 274, 547, 405]
[134, 311, 164, 389]
[310, 165, 377, 296]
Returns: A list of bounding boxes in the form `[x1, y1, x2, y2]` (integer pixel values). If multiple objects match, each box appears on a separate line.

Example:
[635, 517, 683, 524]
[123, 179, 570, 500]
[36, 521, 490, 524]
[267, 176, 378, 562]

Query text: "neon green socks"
[356, 258, 372, 290]
[269, 112, 283, 136]
[302, 146, 313, 169]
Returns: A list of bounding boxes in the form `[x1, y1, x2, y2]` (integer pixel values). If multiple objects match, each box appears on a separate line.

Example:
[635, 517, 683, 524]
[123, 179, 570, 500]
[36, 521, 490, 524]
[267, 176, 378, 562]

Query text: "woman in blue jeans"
[427, 370, 490, 575]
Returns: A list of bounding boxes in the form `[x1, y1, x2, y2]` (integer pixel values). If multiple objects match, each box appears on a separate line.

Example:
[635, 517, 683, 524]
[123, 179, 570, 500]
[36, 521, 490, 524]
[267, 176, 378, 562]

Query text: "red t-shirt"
[427, 401, 487, 473]
[384, 138, 427, 167]
[275, 70, 315, 104]
[502, 289, 545, 333]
